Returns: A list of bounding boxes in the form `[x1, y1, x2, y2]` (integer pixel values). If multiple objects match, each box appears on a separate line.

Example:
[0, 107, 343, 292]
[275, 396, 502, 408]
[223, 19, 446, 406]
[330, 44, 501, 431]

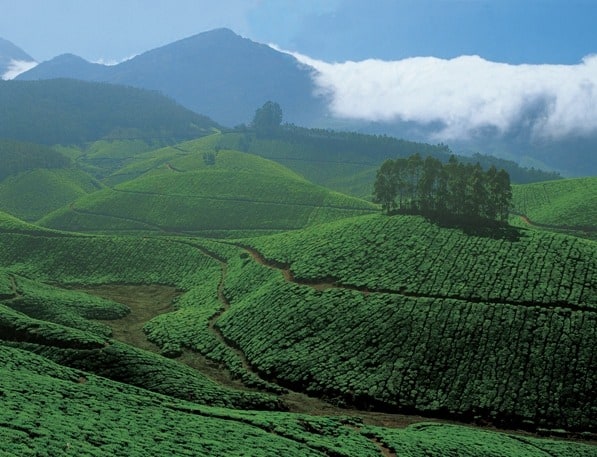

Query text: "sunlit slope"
[198, 215, 596, 431]
[512, 177, 597, 228]
[0, 168, 101, 221]
[39, 149, 377, 233]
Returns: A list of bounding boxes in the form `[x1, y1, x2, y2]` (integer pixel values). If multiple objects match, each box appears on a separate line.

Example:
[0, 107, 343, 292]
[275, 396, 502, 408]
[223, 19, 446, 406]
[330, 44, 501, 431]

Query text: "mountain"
[0, 78, 219, 145]
[17, 28, 327, 127]
[0, 37, 37, 79]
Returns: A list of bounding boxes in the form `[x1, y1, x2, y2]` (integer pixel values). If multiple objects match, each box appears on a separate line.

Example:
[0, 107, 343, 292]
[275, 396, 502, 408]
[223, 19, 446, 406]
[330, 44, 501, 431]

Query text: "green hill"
[216, 127, 562, 199]
[512, 177, 597, 236]
[0, 139, 71, 181]
[0, 78, 219, 146]
[188, 215, 595, 432]
[4, 343, 593, 456]
[0, 219, 595, 453]
[39, 147, 377, 235]
[0, 168, 102, 221]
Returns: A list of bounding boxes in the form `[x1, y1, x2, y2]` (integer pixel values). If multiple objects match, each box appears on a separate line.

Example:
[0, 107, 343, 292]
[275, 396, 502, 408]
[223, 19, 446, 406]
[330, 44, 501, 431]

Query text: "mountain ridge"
[18, 28, 327, 127]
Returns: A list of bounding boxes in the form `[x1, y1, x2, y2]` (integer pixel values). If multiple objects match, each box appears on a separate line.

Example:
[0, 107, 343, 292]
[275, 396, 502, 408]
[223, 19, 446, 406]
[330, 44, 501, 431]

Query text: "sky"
[2, 0, 597, 143]
[1, 0, 595, 64]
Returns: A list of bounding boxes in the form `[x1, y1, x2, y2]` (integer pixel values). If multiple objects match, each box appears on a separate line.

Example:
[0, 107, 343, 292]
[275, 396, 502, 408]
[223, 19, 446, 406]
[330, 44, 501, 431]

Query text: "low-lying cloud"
[2, 59, 38, 80]
[277, 47, 597, 141]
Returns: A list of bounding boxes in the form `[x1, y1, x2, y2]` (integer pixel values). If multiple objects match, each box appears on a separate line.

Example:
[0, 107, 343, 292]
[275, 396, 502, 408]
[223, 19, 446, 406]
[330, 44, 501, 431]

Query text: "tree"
[372, 153, 512, 224]
[373, 159, 398, 214]
[252, 101, 283, 136]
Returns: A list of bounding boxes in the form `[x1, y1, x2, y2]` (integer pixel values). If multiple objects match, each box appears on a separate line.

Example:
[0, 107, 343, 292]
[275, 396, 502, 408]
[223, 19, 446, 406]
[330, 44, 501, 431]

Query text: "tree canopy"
[373, 154, 512, 223]
[252, 101, 283, 135]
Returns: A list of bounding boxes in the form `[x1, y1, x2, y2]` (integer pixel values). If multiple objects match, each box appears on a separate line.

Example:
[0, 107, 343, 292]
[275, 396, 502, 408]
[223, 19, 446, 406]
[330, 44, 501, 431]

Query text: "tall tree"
[252, 101, 283, 136]
[373, 159, 398, 214]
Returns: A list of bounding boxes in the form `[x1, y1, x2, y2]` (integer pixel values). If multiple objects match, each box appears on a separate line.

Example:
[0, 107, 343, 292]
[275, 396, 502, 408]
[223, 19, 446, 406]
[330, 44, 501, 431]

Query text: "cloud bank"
[2, 59, 38, 80]
[278, 47, 597, 141]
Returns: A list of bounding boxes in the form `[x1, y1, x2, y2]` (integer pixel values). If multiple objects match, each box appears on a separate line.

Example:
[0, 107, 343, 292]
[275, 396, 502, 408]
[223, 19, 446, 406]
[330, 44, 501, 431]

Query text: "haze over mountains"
[4, 28, 597, 176]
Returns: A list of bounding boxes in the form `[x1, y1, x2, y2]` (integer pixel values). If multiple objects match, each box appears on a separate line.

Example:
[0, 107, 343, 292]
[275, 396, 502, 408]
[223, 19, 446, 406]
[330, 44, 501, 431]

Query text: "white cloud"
[91, 55, 137, 66]
[2, 59, 38, 80]
[274, 46, 597, 141]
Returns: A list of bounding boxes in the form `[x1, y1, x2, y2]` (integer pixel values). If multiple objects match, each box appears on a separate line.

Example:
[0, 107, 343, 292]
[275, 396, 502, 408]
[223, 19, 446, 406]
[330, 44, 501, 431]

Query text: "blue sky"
[1, 0, 595, 64]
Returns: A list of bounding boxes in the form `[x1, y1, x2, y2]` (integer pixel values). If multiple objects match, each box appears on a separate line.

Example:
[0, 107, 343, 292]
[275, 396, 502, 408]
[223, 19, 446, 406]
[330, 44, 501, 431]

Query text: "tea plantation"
[1, 190, 595, 455]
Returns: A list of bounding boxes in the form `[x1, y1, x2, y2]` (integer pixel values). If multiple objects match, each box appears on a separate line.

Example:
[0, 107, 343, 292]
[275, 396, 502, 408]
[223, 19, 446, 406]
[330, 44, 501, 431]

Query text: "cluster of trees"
[373, 154, 512, 222]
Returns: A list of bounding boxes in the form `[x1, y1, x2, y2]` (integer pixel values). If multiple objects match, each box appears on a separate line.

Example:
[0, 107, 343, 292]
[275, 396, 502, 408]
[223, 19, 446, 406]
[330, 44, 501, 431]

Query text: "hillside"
[38, 145, 377, 235]
[218, 128, 562, 199]
[204, 215, 596, 431]
[0, 78, 219, 145]
[0, 139, 70, 180]
[512, 177, 597, 239]
[0, 216, 595, 452]
[0, 168, 102, 221]
[4, 343, 594, 456]
[17, 28, 326, 127]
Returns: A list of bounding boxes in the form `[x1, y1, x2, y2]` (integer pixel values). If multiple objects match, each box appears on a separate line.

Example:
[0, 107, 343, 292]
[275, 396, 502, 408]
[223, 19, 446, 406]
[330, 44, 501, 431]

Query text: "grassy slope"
[512, 177, 597, 228]
[0, 218, 595, 454]
[202, 215, 596, 430]
[0, 168, 102, 221]
[38, 145, 377, 234]
[4, 345, 593, 457]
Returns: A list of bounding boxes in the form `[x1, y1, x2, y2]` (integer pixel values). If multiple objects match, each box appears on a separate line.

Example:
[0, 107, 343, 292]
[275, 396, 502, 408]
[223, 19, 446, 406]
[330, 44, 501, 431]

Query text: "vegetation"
[512, 177, 597, 230]
[0, 85, 594, 455]
[0, 168, 101, 221]
[230, 215, 596, 430]
[220, 125, 561, 200]
[0, 139, 70, 180]
[38, 149, 376, 234]
[4, 343, 593, 456]
[373, 154, 512, 223]
[0, 79, 219, 145]
[253, 101, 283, 136]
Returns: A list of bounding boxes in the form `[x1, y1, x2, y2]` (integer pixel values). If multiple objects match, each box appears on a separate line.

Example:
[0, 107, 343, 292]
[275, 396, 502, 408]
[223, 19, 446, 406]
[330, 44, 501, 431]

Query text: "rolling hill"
[0, 212, 595, 454]
[0, 168, 102, 222]
[512, 177, 597, 231]
[193, 215, 595, 433]
[0, 78, 219, 146]
[215, 128, 562, 199]
[38, 144, 377, 235]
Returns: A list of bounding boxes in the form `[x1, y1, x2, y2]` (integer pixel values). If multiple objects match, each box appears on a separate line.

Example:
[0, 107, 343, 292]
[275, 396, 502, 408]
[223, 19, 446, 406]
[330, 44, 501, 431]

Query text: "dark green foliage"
[373, 154, 512, 222]
[468, 152, 561, 184]
[226, 216, 597, 430]
[0, 79, 219, 145]
[247, 214, 595, 308]
[0, 140, 70, 180]
[365, 423, 597, 457]
[4, 275, 128, 336]
[253, 101, 283, 136]
[2, 343, 593, 456]
[0, 233, 210, 289]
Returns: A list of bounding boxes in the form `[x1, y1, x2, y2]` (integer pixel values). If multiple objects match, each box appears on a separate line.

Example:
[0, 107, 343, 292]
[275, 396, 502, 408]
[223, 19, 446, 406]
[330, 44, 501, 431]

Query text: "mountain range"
[4, 28, 597, 176]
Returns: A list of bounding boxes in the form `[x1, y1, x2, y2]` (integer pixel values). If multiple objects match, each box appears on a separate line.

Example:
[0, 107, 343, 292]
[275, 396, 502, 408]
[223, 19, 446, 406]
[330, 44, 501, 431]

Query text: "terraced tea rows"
[512, 177, 597, 229]
[246, 214, 595, 309]
[3, 342, 594, 456]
